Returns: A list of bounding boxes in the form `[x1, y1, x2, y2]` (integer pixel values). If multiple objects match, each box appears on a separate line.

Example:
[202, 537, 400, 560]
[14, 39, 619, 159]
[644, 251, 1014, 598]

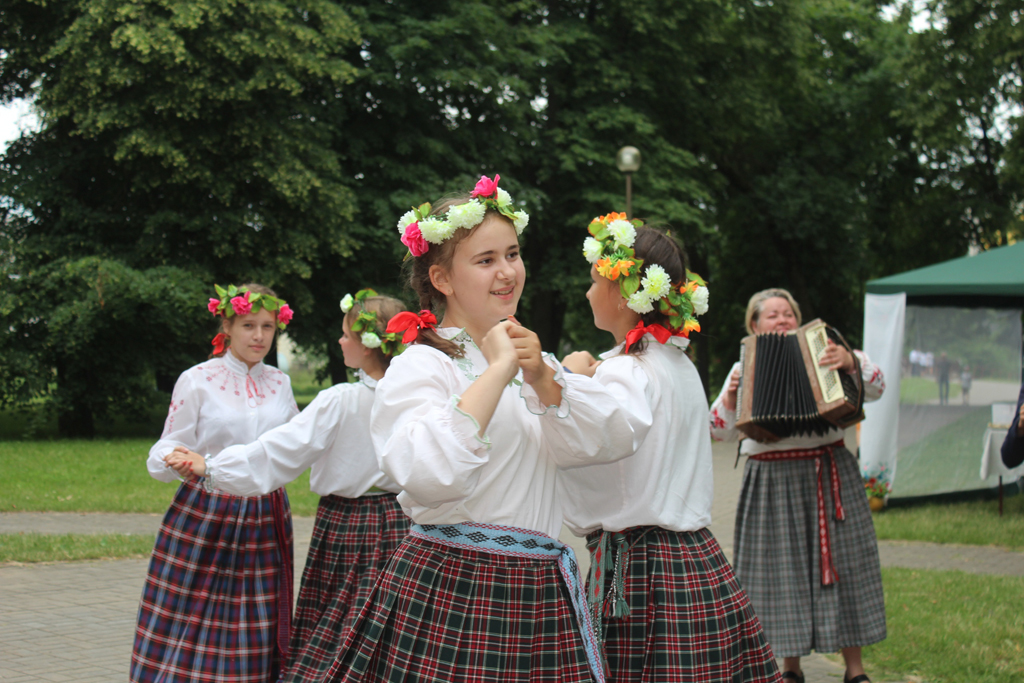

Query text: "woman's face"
[753, 296, 798, 334]
[338, 316, 368, 370]
[586, 266, 624, 334]
[226, 308, 277, 368]
[435, 215, 525, 332]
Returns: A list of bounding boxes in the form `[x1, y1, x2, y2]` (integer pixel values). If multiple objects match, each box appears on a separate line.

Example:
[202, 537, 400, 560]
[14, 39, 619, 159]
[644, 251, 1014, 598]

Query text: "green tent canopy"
[866, 242, 1024, 307]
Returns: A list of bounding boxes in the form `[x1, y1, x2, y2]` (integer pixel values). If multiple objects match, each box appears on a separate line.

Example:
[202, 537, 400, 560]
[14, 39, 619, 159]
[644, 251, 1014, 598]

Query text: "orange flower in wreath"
[596, 257, 636, 281]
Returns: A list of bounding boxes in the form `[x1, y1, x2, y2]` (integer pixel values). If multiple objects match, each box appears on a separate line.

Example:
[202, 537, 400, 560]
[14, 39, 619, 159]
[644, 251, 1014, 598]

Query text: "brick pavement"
[3, 438, 1021, 681]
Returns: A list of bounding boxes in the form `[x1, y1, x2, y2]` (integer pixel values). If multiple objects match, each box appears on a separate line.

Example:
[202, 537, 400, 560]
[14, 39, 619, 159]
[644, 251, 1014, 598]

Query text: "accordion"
[736, 319, 864, 442]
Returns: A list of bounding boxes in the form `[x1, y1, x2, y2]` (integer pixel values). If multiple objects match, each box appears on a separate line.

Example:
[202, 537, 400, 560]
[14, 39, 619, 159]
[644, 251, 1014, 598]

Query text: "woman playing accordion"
[709, 288, 886, 683]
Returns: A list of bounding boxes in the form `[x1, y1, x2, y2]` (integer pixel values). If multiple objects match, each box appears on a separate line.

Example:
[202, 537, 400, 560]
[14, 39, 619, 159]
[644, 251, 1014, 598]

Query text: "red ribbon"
[210, 332, 227, 355]
[385, 310, 438, 344]
[623, 321, 673, 353]
[750, 440, 847, 586]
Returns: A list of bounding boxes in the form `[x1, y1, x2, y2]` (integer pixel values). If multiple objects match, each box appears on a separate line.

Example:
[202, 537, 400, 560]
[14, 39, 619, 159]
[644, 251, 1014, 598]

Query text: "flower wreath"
[207, 284, 293, 355]
[582, 213, 709, 348]
[339, 288, 408, 357]
[396, 174, 529, 257]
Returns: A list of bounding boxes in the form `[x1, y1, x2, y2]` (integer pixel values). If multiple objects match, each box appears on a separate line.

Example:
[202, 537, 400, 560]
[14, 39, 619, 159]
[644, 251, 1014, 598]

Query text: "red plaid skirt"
[282, 493, 409, 682]
[588, 526, 781, 683]
[322, 533, 597, 683]
[131, 479, 293, 683]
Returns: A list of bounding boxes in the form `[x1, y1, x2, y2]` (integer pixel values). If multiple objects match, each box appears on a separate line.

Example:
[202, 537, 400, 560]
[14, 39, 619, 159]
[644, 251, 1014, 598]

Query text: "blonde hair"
[343, 294, 408, 370]
[744, 288, 802, 335]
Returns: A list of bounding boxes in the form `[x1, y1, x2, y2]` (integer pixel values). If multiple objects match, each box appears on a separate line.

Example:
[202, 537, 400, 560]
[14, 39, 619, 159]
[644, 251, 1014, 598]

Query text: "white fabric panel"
[860, 293, 906, 487]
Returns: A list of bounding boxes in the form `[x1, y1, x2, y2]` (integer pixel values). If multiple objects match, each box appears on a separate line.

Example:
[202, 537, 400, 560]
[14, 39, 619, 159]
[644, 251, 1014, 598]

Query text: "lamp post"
[615, 146, 641, 219]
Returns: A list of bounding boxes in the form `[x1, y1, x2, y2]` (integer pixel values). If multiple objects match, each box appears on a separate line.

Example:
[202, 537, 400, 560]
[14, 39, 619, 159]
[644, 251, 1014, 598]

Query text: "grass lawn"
[900, 376, 962, 404]
[892, 406, 992, 497]
[874, 493, 1024, 549]
[863, 567, 1024, 683]
[0, 439, 321, 516]
[0, 532, 157, 563]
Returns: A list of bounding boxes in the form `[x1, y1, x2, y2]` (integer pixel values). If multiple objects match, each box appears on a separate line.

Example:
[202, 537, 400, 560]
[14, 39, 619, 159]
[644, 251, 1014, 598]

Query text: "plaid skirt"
[588, 526, 780, 683]
[321, 533, 598, 683]
[131, 479, 293, 683]
[734, 445, 887, 657]
[282, 493, 409, 683]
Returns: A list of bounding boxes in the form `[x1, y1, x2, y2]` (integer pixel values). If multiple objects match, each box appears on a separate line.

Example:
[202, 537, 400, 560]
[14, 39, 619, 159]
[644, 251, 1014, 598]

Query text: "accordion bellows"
[736, 319, 865, 442]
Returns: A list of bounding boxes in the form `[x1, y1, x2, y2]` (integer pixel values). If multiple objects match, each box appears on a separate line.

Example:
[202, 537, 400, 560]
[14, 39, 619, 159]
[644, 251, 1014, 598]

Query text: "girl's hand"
[562, 351, 600, 377]
[480, 320, 520, 384]
[819, 339, 855, 373]
[164, 447, 207, 479]
[507, 320, 549, 386]
[722, 367, 741, 411]
[507, 317, 562, 407]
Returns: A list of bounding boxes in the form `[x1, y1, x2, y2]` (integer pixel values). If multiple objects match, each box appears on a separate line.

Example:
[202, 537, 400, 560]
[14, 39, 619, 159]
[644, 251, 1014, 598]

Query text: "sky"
[0, 99, 38, 153]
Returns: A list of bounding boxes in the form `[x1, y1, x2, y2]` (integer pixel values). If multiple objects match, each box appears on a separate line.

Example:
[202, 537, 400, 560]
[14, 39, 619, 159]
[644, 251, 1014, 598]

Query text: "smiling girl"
[320, 176, 647, 683]
[131, 284, 298, 683]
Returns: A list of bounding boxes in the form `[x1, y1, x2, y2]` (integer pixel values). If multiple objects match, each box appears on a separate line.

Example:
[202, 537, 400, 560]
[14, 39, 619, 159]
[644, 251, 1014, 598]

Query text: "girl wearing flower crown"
[164, 289, 411, 683]
[559, 220, 781, 682]
[132, 283, 298, 683]
[320, 176, 647, 683]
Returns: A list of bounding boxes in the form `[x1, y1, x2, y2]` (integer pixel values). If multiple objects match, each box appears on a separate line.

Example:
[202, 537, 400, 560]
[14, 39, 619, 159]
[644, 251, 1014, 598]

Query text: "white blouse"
[206, 372, 400, 498]
[559, 336, 714, 536]
[370, 328, 649, 539]
[147, 352, 298, 483]
[709, 350, 885, 455]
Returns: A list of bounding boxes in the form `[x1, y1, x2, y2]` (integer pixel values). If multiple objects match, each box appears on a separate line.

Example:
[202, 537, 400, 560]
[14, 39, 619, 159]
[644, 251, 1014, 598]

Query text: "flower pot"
[868, 496, 886, 512]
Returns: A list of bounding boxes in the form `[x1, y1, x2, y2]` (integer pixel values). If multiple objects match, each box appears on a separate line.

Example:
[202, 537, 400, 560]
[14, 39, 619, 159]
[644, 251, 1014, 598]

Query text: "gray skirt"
[733, 445, 886, 657]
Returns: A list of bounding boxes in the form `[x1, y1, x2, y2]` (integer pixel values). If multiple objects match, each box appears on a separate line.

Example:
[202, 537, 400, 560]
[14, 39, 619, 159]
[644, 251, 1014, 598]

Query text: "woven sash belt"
[749, 440, 846, 586]
[411, 522, 605, 683]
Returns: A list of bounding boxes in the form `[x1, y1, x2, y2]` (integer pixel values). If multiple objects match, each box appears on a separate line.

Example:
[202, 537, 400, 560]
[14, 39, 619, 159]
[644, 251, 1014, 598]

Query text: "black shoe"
[844, 675, 871, 683]
[781, 671, 804, 683]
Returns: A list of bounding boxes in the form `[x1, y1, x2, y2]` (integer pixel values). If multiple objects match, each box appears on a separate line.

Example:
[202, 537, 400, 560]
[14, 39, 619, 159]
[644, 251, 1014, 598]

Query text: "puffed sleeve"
[207, 385, 350, 497]
[371, 348, 492, 508]
[853, 350, 885, 402]
[709, 361, 741, 442]
[523, 354, 650, 468]
[148, 371, 201, 482]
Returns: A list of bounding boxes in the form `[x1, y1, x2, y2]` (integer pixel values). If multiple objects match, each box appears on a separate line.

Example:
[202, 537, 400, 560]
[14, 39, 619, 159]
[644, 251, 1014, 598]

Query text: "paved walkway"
[2, 439, 1021, 681]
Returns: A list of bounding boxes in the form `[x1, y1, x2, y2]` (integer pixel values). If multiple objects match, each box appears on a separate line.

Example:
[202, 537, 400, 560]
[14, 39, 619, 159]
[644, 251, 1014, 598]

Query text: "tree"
[0, 0, 362, 435]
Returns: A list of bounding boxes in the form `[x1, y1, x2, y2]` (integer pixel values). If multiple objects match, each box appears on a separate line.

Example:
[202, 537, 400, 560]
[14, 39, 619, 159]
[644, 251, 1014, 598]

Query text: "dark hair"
[625, 227, 689, 355]
[343, 294, 408, 370]
[406, 194, 516, 358]
[210, 282, 280, 359]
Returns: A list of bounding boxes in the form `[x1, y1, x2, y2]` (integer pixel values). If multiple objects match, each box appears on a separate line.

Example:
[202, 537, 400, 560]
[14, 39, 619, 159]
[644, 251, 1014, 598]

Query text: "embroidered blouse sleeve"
[708, 361, 741, 442]
[853, 350, 886, 402]
[208, 385, 349, 497]
[371, 349, 491, 508]
[148, 371, 201, 482]
[533, 354, 651, 469]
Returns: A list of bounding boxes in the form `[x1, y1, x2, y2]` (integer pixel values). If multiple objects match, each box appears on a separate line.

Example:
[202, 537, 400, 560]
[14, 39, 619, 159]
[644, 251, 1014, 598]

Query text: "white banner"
[860, 293, 906, 486]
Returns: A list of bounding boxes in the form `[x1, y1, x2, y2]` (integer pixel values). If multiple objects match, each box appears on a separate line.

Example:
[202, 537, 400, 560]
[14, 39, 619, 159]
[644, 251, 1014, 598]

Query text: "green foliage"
[0, 256, 212, 435]
[2, 0, 1022, 416]
[0, 0, 363, 434]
